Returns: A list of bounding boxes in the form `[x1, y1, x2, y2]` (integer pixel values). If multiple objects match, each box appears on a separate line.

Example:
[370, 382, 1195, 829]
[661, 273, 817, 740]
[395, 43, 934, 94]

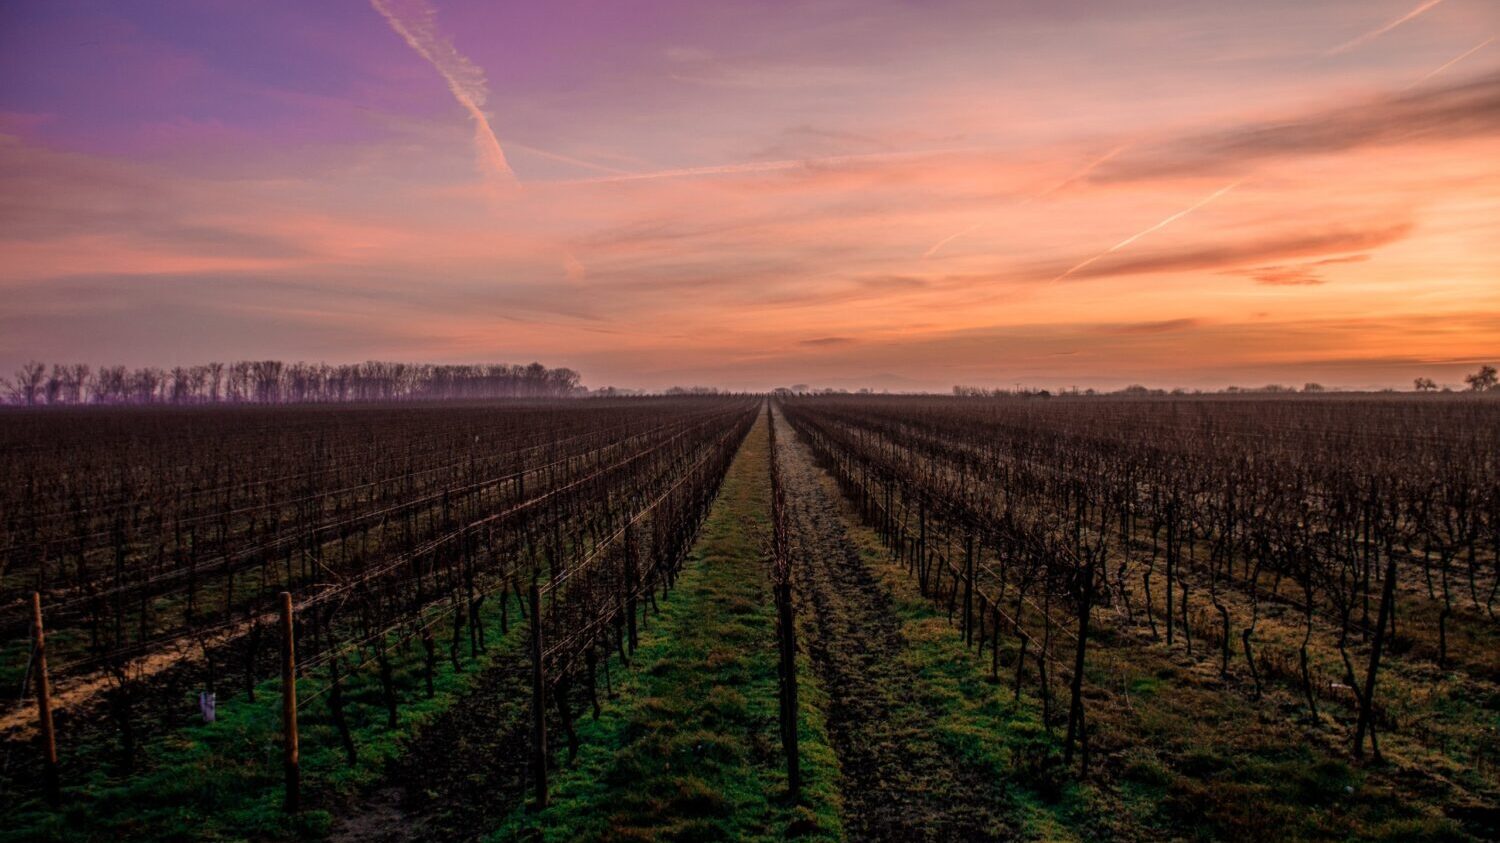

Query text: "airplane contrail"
[559, 146, 984, 185]
[1326, 0, 1447, 56]
[923, 223, 982, 258]
[1050, 180, 1242, 283]
[1031, 145, 1128, 201]
[369, 0, 515, 186]
[510, 143, 634, 176]
[1405, 36, 1494, 89]
[371, 0, 596, 280]
[922, 146, 1126, 259]
[576, 157, 807, 182]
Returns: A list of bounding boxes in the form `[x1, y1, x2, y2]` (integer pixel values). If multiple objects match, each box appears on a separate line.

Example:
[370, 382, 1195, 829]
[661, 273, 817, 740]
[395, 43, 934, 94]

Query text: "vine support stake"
[279, 591, 299, 814]
[31, 592, 60, 807]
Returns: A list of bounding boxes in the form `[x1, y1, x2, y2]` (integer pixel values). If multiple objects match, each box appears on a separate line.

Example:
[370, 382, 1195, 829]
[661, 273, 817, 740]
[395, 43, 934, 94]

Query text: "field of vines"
[2, 393, 1496, 841]
[780, 394, 1498, 838]
[1, 397, 758, 839]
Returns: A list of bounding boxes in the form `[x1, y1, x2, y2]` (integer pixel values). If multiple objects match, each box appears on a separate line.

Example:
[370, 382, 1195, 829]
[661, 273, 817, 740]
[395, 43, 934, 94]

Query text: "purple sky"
[2, 0, 1498, 391]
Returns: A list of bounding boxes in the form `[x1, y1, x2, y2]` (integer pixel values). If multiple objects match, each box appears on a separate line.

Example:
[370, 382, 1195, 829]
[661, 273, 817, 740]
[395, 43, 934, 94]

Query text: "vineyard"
[778, 394, 1499, 838]
[1, 397, 758, 839]
[2, 393, 1496, 841]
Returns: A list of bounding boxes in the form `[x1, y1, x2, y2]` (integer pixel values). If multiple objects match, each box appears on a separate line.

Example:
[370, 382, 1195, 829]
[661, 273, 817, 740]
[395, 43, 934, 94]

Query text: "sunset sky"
[2, 0, 1497, 391]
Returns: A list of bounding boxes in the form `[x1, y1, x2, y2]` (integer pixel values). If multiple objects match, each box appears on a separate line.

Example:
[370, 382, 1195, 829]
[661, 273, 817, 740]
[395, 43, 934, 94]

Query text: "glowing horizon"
[1, 0, 1498, 392]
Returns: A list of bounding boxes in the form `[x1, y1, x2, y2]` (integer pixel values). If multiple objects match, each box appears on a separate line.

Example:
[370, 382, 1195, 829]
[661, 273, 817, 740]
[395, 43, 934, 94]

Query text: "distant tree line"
[953, 385, 1052, 397]
[949, 364, 1500, 398]
[1, 360, 584, 405]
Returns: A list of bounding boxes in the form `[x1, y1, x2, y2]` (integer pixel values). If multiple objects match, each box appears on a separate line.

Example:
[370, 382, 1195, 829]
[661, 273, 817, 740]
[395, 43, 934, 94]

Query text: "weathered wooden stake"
[279, 591, 300, 813]
[31, 593, 60, 807]
[529, 582, 549, 809]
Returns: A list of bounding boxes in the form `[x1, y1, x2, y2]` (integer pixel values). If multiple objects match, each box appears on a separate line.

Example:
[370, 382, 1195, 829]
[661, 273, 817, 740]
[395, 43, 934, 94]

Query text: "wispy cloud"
[368, 0, 515, 187]
[1223, 254, 1372, 286]
[368, 0, 602, 279]
[923, 146, 1126, 258]
[572, 157, 816, 183]
[509, 142, 633, 176]
[923, 222, 981, 258]
[1406, 36, 1494, 89]
[1096, 318, 1202, 335]
[559, 146, 979, 185]
[1095, 70, 1500, 181]
[1031, 146, 1128, 200]
[1326, 0, 1447, 56]
[1053, 225, 1408, 282]
[1050, 181, 1241, 283]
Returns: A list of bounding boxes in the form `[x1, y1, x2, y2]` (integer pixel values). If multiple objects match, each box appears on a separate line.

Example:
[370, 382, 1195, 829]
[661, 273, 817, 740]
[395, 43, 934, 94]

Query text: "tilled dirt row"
[773, 409, 1010, 842]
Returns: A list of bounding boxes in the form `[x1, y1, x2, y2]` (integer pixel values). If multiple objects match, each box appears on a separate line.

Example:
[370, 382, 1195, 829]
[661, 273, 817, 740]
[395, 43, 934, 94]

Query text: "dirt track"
[773, 409, 1010, 842]
[334, 407, 1017, 841]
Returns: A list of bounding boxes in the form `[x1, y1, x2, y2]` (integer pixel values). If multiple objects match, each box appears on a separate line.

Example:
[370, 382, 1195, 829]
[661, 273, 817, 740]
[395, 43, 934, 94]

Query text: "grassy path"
[774, 407, 1104, 842]
[492, 409, 842, 842]
[776, 410, 1010, 840]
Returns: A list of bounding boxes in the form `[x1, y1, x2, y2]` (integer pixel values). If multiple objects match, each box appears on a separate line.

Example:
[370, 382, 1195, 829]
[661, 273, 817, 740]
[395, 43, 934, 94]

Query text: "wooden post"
[31, 593, 59, 807]
[529, 582, 549, 809]
[279, 591, 299, 813]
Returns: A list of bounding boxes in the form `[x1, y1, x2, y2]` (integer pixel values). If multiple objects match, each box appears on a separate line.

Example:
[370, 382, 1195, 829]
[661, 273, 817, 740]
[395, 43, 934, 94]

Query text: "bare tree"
[94, 366, 128, 403]
[133, 367, 165, 403]
[68, 364, 92, 403]
[206, 362, 225, 402]
[1464, 365, 1497, 392]
[8, 361, 46, 405]
[170, 367, 193, 404]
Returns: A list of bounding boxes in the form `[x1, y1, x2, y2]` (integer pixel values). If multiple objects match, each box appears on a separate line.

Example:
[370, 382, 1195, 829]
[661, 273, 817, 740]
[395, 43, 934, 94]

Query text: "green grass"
[829, 475, 1481, 841]
[5, 591, 525, 842]
[492, 415, 842, 843]
[826, 491, 1107, 841]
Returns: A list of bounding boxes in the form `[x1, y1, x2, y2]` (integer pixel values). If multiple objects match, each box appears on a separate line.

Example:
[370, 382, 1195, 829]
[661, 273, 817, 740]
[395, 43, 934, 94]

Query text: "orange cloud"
[1225, 254, 1373, 286]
